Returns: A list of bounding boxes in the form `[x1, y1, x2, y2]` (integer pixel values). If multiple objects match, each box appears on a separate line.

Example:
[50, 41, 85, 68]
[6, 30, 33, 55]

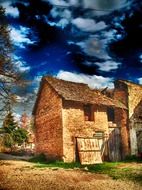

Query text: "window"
[107, 107, 115, 122]
[84, 105, 94, 121]
[93, 131, 104, 139]
[138, 116, 142, 120]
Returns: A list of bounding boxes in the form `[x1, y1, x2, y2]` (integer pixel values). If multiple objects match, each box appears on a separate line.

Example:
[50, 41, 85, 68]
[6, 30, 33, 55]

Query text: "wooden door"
[136, 130, 142, 154]
[108, 127, 121, 161]
[76, 137, 102, 165]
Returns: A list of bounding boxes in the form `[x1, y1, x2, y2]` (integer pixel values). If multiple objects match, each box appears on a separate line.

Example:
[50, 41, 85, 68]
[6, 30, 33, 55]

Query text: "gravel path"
[0, 159, 142, 190]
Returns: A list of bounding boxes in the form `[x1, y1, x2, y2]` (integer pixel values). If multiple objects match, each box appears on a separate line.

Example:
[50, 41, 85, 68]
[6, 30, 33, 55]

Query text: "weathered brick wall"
[129, 99, 142, 155]
[115, 108, 130, 158]
[34, 81, 63, 160]
[127, 84, 142, 118]
[114, 80, 142, 156]
[128, 85, 142, 155]
[62, 100, 109, 162]
[114, 81, 128, 106]
[114, 81, 130, 158]
[114, 80, 142, 118]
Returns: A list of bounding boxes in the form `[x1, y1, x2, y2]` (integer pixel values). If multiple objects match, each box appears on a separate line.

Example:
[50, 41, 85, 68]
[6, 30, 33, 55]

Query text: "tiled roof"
[115, 80, 142, 88]
[44, 76, 126, 109]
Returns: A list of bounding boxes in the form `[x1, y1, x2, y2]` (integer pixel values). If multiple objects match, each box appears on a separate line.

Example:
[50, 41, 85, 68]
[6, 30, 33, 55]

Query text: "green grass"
[29, 154, 82, 169]
[124, 155, 142, 163]
[29, 154, 142, 185]
[35, 161, 82, 169]
[29, 153, 47, 163]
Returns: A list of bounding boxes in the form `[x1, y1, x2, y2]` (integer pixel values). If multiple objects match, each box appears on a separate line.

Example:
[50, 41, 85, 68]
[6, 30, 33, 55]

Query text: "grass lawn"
[29, 154, 142, 185]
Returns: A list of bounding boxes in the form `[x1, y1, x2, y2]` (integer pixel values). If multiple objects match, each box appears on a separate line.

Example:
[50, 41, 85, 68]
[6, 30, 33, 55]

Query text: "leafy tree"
[2, 112, 28, 148]
[12, 127, 28, 145]
[3, 133, 14, 148]
[3, 112, 17, 132]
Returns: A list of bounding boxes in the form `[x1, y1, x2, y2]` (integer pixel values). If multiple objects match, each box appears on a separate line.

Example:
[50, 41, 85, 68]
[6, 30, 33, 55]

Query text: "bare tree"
[0, 6, 21, 119]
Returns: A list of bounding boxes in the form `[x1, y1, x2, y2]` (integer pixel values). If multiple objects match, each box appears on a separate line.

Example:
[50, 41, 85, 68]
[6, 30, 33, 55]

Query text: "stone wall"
[62, 100, 109, 162]
[34, 81, 63, 160]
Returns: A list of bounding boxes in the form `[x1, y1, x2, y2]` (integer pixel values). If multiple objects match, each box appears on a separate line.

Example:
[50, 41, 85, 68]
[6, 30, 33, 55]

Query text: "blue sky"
[1, 0, 142, 117]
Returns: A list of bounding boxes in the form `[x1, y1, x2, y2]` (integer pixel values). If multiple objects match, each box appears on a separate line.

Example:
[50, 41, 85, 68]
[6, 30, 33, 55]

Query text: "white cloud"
[13, 112, 21, 122]
[50, 8, 72, 28]
[34, 75, 42, 82]
[78, 38, 111, 60]
[32, 75, 43, 94]
[13, 55, 30, 73]
[76, 29, 119, 61]
[83, 0, 129, 11]
[10, 26, 35, 48]
[72, 18, 107, 32]
[13, 93, 36, 117]
[57, 70, 114, 88]
[94, 61, 121, 72]
[15, 61, 30, 72]
[46, 0, 79, 7]
[102, 30, 117, 41]
[138, 78, 142, 85]
[2, 2, 19, 18]
[51, 8, 71, 19]
[57, 18, 70, 28]
[47, 0, 69, 6]
[47, 0, 129, 11]
[139, 54, 142, 63]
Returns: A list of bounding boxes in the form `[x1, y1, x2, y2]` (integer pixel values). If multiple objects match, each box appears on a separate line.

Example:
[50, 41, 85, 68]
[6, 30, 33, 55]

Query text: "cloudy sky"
[1, 0, 142, 116]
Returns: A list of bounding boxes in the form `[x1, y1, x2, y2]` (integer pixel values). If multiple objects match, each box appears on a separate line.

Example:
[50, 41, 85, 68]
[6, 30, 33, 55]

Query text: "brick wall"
[127, 85, 142, 155]
[114, 81, 130, 158]
[115, 108, 130, 158]
[114, 80, 142, 119]
[34, 81, 63, 160]
[114, 80, 142, 156]
[127, 84, 142, 118]
[62, 100, 109, 162]
[114, 81, 128, 106]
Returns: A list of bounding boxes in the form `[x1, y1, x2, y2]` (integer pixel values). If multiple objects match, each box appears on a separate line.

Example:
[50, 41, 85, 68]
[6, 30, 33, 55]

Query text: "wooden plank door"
[108, 127, 121, 161]
[76, 137, 102, 165]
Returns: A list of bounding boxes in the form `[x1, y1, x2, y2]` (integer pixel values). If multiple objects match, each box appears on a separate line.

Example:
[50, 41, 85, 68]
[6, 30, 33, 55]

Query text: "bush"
[124, 155, 142, 162]
[29, 153, 47, 163]
[3, 133, 14, 148]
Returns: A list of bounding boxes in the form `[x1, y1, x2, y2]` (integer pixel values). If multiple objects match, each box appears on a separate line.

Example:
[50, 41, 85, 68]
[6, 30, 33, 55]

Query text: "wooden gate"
[108, 127, 121, 161]
[76, 137, 103, 165]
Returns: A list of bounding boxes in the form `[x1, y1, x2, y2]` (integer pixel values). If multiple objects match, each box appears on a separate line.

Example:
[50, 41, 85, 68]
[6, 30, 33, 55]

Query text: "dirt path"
[0, 153, 32, 161]
[0, 159, 142, 190]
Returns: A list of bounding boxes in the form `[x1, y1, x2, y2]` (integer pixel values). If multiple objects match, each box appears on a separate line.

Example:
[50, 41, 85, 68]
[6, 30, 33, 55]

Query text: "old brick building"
[33, 76, 133, 164]
[114, 80, 142, 156]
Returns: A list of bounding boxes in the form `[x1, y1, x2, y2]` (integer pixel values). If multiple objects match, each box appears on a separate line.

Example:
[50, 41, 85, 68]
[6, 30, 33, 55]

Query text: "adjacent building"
[114, 80, 142, 156]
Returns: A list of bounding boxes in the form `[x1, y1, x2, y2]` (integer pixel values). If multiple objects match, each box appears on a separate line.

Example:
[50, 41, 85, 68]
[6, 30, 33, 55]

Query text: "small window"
[107, 107, 115, 122]
[94, 131, 104, 139]
[84, 105, 94, 121]
[138, 116, 142, 120]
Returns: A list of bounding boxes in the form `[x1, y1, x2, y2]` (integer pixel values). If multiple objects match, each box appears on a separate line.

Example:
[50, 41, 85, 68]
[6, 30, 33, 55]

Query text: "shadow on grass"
[124, 155, 142, 163]
[29, 153, 82, 169]
[29, 154, 142, 185]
